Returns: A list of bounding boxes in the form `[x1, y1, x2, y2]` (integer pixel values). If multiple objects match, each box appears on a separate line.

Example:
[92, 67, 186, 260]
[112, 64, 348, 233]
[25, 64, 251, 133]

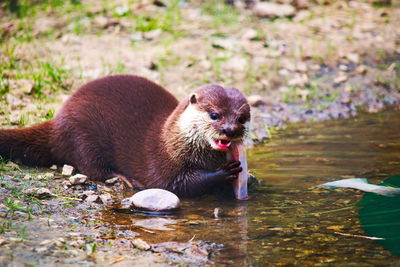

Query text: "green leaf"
[358, 175, 400, 255]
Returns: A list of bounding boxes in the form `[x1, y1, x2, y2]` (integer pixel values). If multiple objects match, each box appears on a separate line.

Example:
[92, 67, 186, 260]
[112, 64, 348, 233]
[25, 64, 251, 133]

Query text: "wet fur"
[0, 75, 250, 197]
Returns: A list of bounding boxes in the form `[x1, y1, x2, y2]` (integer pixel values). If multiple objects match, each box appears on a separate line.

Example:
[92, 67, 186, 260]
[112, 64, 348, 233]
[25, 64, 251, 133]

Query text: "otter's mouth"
[213, 139, 232, 150]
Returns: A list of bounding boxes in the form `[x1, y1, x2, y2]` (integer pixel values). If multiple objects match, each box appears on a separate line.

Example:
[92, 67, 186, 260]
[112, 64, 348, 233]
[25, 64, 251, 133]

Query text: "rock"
[213, 208, 225, 218]
[22, 188, 53, 199]
[296, 62, 308, 72]
[50, 165, 58, 170]
[94, 16, 120, 28]
[121, 197, 134, 208]
[130, 32, 143, 41]
[355, 65, 367, 75]
[241, 28, 258, 40]
[143, 29, 162, 40]
[14, 79, 33, 94]
[5, 161, 19, 169]
[126, 188, 180, 211]
[252, 2, 296, 18]
[131, 238, 151, 250]
[38, 172, 54, 179]
[105, 177, 120, 184]
[346, 53, 359, 63]
[288, 73, 309, 87]
[62, 165, 74, 176]
[79, 190, 96, 200]
[36, 188, 53, 198]
[334, 73, 348, 84]
[0, 237, 7, 246]
[69, 174, 88, 185]
[85, 195, 99, 203]
[62, 181, 72, 188]
[99, 193, 114, 205]
[211, 38, 236, 50]
[247, 95, 266, 107]
[117, 230, 138, 239]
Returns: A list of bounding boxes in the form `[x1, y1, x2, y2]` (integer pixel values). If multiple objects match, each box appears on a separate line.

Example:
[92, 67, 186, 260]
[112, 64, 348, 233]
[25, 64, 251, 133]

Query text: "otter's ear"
[189, 93, 198, 104]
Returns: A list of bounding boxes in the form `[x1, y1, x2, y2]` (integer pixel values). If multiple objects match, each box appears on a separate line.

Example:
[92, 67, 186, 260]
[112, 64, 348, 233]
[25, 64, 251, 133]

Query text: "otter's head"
[178, 84, 250, 151]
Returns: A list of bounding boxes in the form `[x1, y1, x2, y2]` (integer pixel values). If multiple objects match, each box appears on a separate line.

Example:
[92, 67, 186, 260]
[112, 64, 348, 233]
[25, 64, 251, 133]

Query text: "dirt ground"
[0, 0, 399, 266]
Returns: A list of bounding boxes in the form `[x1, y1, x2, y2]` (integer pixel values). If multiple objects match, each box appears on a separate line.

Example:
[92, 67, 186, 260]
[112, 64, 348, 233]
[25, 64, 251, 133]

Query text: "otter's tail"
[0, 121, 55, 167]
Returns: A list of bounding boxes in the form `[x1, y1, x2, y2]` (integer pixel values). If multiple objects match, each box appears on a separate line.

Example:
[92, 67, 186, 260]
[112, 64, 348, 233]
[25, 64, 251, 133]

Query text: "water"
[102, 109, 400, 266]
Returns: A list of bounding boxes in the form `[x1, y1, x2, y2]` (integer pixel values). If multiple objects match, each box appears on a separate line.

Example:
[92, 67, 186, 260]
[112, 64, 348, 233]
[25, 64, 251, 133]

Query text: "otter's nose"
[222, 127, 237, 139]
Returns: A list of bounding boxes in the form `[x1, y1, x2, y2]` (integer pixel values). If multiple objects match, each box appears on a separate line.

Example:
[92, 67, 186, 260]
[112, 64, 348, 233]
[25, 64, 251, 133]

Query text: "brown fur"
[0, 75, 250, 197]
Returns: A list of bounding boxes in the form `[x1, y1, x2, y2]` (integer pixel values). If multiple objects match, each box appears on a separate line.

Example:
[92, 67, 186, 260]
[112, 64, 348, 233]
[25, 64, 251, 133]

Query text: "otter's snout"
[221, 125, 244, 139]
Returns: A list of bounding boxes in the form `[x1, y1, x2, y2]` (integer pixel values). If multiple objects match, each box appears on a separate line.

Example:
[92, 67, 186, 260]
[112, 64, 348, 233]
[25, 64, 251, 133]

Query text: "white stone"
[99, 193, 113, 205]
[105, 177, 120, 184]
[69, 174, 88, 185]
[50, 165, 58, 170]
[127, 189, 180, 211]
[131, 238, 151, 250]
[85, 195, 99, 203]
[247, 95, 266, 107]
[61, 165, 74, 176]
[253, 2, 296, 18]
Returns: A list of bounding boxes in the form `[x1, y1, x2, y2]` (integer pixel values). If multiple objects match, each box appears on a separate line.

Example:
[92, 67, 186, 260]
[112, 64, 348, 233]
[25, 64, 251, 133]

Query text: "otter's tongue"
[228, 142, 249, 200]
[215, 139, 231, 150]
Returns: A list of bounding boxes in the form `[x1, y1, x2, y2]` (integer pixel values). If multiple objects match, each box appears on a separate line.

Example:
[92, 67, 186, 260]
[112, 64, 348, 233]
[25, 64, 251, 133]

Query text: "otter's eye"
[209, 113, 219, 120]
[238, 116, 246, 124]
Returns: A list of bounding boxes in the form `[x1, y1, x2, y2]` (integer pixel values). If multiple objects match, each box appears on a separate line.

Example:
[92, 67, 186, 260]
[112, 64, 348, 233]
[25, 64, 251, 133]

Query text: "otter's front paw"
[217, 161, 242, 182]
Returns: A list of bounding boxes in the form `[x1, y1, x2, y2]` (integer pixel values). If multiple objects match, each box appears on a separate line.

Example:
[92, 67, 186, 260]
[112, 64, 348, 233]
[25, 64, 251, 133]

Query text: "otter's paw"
[217, 161, 242, 181]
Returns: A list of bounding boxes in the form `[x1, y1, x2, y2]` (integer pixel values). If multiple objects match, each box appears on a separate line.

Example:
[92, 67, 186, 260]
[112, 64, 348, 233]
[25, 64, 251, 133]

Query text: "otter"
[0, 75, 251, 197]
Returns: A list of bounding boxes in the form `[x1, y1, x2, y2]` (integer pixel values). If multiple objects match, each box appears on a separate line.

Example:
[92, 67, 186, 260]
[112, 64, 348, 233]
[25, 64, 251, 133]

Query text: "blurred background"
[0, 0, 399, 134]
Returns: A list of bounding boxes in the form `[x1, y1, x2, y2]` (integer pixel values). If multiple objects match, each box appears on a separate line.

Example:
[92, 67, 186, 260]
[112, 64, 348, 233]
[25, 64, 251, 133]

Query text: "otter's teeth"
[214, 139, 231, 150]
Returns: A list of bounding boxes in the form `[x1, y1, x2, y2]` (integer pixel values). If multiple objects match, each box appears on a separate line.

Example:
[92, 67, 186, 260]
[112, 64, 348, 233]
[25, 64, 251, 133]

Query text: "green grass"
[200, 1, 240, 27]
[131, 0, 182, 33]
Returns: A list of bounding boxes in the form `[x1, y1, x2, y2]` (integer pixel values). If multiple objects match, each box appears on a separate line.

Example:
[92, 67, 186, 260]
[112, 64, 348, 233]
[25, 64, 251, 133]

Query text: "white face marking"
[178, 104, 220, 149]
[177, 103, 250, 150]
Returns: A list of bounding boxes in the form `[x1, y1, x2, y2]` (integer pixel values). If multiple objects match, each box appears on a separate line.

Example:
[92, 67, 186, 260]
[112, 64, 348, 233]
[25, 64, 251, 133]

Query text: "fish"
[318, 178, 400, 196]
[229, 142, 249, 200]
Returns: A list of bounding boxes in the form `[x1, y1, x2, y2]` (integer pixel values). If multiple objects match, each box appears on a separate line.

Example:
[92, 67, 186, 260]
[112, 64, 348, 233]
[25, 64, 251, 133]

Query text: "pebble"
[0, 237, 7, 246]
[99, 193, 113, 205]
[62, 165, 74, 176]
[85, 195, 99, 203]
[22, 188, 53, 199]
[123, 188, 180, 211]
[334, 73, 348, 84]
[62, 180, 72, 188]
[241, 28, 258, 40]
[252, 2, 296, 18]
[105, 177, 120, 184]
[5, 161, 19, 169]
[213, 208, 225, 218]
[50, 165, 58, 170]
[131, 238, 151, 250]
[248, 95, 266, 107]
[69, 174, 88, 185]
[143, 29, 162, 40]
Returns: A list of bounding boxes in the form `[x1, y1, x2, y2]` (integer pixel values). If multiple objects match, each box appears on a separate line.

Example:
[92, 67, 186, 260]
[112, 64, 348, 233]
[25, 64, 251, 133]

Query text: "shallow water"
[102, 109, 400, 266]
